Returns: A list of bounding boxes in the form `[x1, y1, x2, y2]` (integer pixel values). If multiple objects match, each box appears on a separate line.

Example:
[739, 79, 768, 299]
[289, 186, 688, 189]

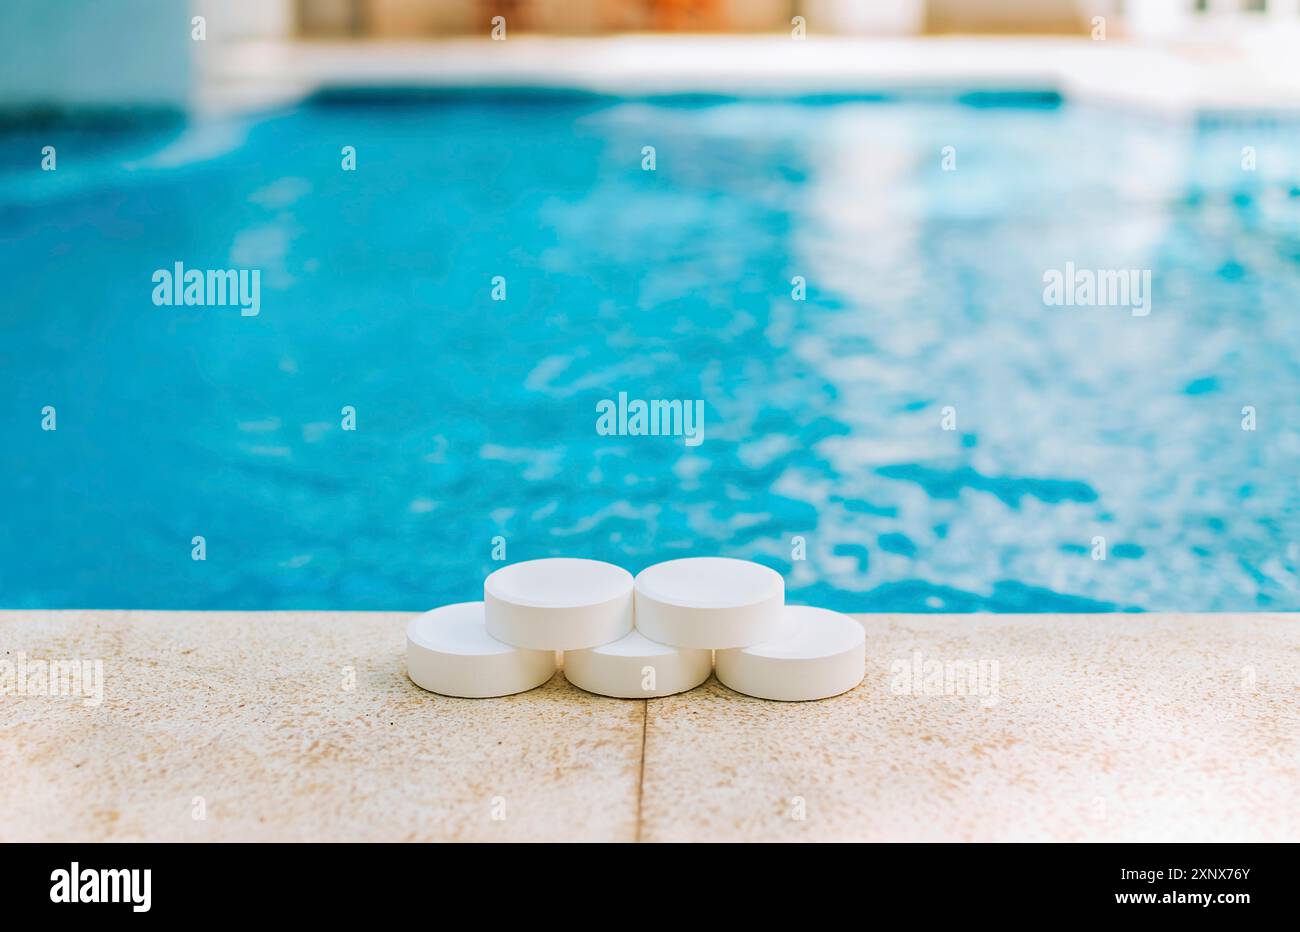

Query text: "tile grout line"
[634, 700, 648, 843]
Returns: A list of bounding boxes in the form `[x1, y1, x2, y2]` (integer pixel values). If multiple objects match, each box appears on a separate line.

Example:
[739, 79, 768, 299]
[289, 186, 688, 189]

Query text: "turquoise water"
[2, 91, 1299, 611]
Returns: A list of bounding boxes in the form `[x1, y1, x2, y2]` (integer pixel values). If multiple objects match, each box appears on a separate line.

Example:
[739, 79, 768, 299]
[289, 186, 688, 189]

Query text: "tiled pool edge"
[1, 610, 1295, 841]
[199, 36, 1300, 119]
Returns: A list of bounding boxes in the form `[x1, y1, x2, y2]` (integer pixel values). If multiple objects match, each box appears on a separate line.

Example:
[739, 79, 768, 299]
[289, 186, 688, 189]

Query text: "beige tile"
[4, 611, 1297, 841]
[639, 613, 1300, 842]
[0, 610, 643, 841]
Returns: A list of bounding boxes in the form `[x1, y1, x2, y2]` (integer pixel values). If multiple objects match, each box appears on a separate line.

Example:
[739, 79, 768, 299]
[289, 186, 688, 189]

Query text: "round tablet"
[484, 558, 633, 651]
[564, 630, 712, 699]
[633, 557, 785, 649]
[715, 605, 865, 702]
[407, 602, 556, 698]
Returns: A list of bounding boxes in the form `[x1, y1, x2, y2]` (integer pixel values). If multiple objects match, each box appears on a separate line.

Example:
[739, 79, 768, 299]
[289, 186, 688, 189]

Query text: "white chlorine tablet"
[715, 605, 865, 702]
[484, 558, 633, 651]
[633, 557, 785, 649]
[407, 602, 556, 698]
[564, 629, 712, 699]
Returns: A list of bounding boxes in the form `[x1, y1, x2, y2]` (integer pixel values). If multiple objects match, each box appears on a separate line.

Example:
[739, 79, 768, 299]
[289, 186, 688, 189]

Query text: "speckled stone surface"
[642, 613, 1300, 842]
[1, 611, 1296, 841]
[0, 611, 642, 842]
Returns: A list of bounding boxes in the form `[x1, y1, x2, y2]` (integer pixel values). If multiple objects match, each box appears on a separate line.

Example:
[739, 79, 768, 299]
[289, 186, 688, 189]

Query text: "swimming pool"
[2, 89, 1299, 612]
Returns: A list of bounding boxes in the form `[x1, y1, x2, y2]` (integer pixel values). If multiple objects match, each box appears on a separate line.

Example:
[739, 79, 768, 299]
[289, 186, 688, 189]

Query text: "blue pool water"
[2, 90, 1300, 612]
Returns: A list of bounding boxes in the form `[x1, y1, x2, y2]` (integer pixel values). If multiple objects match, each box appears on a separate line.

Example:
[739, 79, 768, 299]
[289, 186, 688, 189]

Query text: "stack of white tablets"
[406, 556, 865, 702]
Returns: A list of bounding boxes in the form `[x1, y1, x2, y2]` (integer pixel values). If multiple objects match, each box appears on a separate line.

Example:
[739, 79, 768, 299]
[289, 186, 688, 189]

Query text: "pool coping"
[2, 609, 1296, 841]
[197, 35, 1300, 120]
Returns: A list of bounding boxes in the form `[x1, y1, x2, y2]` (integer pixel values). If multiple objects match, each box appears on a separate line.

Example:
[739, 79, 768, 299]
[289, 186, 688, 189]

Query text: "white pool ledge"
[198, 35, 1300, 118]
[1, 609, 1295, 841]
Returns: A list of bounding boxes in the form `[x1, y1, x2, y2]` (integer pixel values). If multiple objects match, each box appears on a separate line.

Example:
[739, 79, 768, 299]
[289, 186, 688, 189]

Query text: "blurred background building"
[187, 0, 1300, 37]
[201, 0, 1300, 37]
[2, 0, 1300, 114]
